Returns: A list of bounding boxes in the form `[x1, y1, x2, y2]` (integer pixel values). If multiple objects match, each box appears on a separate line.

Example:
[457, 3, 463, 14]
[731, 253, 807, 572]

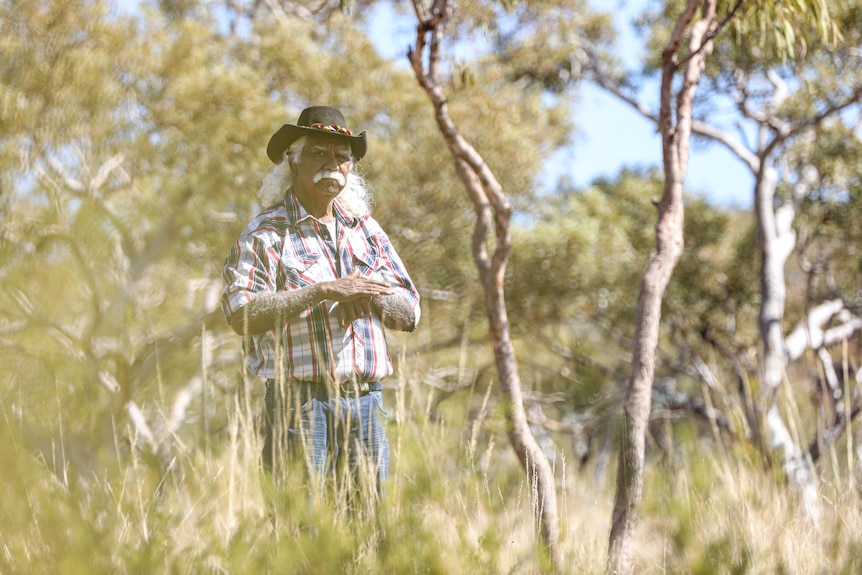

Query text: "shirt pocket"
[345, 233, 384, 278]
[279, 249, 321, 288]
[352, 249, 383, 277]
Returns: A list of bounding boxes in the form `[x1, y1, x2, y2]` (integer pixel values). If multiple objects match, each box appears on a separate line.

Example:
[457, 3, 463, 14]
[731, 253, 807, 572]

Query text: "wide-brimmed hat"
[266, 106, 367, 164]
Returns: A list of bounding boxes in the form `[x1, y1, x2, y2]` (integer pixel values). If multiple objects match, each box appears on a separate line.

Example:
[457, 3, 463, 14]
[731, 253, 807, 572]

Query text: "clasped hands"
[325, 269, 393, 329]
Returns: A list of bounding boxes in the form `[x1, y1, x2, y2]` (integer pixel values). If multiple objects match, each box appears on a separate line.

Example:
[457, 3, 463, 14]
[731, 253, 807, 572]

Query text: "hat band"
[305, 122, 353, 136]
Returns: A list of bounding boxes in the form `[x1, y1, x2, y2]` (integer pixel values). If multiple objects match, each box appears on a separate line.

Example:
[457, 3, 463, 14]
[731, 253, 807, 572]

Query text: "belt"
[265, 378, 382, 397]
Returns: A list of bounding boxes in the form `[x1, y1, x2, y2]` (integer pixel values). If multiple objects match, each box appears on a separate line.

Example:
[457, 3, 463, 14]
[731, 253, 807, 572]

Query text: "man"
[221, 106, 420, 502]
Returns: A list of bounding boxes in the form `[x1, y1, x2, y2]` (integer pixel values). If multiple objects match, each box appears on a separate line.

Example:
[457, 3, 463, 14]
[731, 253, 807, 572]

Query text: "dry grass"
[632, 433, 862, 574]
[1, 358, 861, 575]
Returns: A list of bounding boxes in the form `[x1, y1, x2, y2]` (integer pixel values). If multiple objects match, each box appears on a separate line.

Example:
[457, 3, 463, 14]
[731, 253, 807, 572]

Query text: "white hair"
[257, 136, 374, 217]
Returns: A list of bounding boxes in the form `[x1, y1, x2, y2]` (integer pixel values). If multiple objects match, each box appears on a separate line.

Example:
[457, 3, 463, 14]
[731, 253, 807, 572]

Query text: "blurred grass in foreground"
[1, 364, 861, 575]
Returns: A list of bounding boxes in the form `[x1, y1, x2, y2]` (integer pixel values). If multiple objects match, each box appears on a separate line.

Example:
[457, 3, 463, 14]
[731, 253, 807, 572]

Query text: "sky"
[366, 1, 755, 209]
[564, 83, 754, 208]
[568, 1, 755, 209]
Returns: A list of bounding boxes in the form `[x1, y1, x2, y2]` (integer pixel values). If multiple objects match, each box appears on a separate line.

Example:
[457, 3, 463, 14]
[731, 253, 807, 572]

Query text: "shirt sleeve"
[221, 233, 278, 323]
[362, 218, 422, 331]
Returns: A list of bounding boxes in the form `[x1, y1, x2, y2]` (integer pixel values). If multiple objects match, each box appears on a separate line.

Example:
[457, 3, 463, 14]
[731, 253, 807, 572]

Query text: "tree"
[693, 1, 862, 500]
[0, 0, 282, 470]
[605, 2, 719, 572]
[588, 0, 862, 517]
[406, 0, 566, 569]
[1, 0, 583, 506]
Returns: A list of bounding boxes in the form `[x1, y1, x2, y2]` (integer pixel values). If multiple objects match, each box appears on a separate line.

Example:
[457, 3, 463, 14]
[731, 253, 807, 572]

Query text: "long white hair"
[257, 136, 374, 217]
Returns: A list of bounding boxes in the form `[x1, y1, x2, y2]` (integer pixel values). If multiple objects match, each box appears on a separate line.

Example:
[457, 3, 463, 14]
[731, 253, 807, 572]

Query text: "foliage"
[509, 169, 659, 329]
[488, 0, 617, 94]
[507, 169, 759, 393]
[788, 121, 862, 313]
[3, 368, 862, 574]
[637, 0, 839, 72]
[0, 0, 572, 466]
[2, 0, 862, 571]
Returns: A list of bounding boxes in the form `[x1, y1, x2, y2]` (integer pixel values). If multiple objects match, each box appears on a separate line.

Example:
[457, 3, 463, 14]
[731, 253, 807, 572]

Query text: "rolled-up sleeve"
[365, 224, 421, 332]
[221, 234, 277, 323]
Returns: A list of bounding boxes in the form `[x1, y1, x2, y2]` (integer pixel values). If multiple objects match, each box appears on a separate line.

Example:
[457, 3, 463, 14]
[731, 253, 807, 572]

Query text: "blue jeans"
[262, 380, 389, 497]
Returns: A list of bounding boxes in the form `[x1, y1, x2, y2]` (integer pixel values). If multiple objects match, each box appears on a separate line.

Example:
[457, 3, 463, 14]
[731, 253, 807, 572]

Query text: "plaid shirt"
[222, 193, 420, 382]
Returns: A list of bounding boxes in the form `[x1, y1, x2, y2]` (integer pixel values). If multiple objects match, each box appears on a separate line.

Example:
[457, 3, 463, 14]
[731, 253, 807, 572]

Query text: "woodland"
[1, 0, 861, 573]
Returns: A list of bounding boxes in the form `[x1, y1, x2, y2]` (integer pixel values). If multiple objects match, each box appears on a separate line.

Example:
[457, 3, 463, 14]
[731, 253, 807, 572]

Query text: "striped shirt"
[221, 193, 420, 382]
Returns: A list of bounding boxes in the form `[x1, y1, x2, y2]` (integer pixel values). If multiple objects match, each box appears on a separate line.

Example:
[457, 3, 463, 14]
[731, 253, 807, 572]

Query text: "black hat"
[266, 106, 367, 164]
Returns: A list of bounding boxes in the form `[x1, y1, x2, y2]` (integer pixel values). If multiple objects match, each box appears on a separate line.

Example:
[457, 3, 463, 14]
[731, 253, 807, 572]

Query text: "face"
[290, 135, 352, 214]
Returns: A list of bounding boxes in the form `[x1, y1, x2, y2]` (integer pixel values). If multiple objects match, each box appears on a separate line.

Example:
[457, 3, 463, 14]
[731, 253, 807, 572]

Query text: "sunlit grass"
[1, 360, 861, 574]
[635, 433, 862, 574]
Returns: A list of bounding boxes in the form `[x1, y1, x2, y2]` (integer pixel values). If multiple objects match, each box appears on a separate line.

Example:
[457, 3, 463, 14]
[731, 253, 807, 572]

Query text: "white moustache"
[313, 170, 346, 186]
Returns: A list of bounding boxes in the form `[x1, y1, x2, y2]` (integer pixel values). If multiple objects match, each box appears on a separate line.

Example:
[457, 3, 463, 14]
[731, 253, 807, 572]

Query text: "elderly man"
[221, 106, 420, 501]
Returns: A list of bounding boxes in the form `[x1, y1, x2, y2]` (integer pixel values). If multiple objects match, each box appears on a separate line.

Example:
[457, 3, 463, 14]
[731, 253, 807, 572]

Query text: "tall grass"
[1, 358, 860, 574]
[637, 443, 862, 573]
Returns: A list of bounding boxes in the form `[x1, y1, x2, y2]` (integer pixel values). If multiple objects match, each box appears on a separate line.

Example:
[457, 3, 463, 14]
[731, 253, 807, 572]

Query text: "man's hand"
[334, 297, 373, 329]
[325, 269, 393, 329]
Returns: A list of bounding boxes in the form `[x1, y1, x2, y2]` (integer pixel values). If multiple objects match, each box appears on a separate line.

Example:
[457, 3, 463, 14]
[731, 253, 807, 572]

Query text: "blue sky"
[565, 2, 755, 208]
[564, 82, 754, 208]
[367, 1, 755, 208]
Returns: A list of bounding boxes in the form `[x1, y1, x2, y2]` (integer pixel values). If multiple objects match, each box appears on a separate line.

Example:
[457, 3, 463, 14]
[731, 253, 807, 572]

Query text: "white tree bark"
[590, 53, 862, 510]
[756, 165, 791, 396]
[785, 300, 862, 360]
[753, 153, 828, 513]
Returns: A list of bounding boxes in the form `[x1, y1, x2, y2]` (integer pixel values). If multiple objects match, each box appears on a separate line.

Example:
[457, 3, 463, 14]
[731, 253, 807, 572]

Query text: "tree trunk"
[755, 166, 792, 397]
[753, 161, 820, 513]
[588, 0, 860, 537]
[409, 1, 561, 570]
[607, 2, 715, 572]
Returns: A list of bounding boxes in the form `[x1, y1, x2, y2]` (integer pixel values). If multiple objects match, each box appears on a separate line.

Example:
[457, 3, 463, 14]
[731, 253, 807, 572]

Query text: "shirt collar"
[283, 190, 359, 228]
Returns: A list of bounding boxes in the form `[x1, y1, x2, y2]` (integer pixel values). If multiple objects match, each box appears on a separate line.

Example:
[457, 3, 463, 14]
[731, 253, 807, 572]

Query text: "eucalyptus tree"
[603, 2, 721, 571]
[0, 0, 282, 470]
[405, 0, 614, 569]
[588, 0, 861, 515]
[1, 0, 481, 473]
[694, 4, 862, 502]
[406, 0, 560, 567]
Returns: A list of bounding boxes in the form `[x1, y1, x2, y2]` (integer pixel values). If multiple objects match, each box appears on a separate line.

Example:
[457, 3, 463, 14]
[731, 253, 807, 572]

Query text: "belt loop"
[267, 378, 381, 397]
